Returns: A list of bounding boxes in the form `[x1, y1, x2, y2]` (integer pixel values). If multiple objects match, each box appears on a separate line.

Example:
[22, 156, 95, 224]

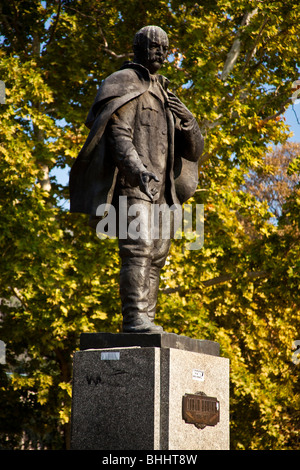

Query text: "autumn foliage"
[0, 0, 299, 449]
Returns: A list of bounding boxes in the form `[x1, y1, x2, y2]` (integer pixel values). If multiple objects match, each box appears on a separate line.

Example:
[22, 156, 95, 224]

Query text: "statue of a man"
[69, 26, 204, 333]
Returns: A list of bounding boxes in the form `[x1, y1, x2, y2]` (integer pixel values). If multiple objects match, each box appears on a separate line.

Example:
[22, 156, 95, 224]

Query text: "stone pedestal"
[70, 333, 229, 450]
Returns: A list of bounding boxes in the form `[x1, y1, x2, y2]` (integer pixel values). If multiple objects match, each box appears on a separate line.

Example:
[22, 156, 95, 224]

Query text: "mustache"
[150, 55, 164, 63]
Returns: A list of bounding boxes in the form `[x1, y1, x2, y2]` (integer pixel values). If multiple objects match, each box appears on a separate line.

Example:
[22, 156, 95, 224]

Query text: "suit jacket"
[69, 62, 204, 218]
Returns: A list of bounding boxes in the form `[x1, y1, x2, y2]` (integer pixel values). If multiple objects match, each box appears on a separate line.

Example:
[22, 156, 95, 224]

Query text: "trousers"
[117, 197, 171, 329]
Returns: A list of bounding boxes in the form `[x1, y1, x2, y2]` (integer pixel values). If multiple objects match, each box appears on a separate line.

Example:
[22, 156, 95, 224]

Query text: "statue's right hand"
[139, 171, 159, 200]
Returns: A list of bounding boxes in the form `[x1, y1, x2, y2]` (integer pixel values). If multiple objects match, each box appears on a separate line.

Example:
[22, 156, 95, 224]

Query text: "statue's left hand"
[139, 171, 159, 200]
[167, 92, 193, 122]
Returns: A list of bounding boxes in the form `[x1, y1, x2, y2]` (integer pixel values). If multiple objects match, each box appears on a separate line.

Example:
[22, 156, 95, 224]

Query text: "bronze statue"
[69, 26, 204, 333]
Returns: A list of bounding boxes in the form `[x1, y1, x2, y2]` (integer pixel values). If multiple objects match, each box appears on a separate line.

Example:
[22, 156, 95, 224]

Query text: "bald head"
[133, 26, 169, 50]
[133, 25, 169, 74]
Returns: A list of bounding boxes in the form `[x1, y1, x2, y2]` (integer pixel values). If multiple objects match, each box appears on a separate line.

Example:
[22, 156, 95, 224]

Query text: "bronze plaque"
[182, 392, 220, 429]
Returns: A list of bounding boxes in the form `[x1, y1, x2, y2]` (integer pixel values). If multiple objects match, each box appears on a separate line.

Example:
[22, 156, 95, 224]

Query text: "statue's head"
[133, 25, 169, 74]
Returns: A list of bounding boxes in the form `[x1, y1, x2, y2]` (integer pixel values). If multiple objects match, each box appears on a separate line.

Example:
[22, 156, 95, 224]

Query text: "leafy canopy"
[0, 0, 299, 449]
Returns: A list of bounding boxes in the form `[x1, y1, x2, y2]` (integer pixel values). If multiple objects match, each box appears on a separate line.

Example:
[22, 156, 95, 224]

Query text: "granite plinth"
[71, 332, 229, 450]
[80, 332, 220, 356]
[71, 347, 160, 450]
[71, 333, 229, 450]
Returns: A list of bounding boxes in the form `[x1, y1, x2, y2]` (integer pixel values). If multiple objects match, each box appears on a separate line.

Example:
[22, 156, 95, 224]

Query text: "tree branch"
[259, 96, 292, 124]
[97, 25, 133, 59]
[102, 47, 134, 60]
[221, 9, 258, 81]
[202, 270, 268, 287]
[9, 287, 28, 309]
[162, 270, 268, 294]
[45, 0, 62, 48]
[241, 15, 268, 76]
[64, 5, 133, 60]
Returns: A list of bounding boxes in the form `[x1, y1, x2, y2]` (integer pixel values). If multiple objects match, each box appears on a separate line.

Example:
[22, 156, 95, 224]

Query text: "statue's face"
[144, 36, 168, 74]
[134, 27, 168, 74]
